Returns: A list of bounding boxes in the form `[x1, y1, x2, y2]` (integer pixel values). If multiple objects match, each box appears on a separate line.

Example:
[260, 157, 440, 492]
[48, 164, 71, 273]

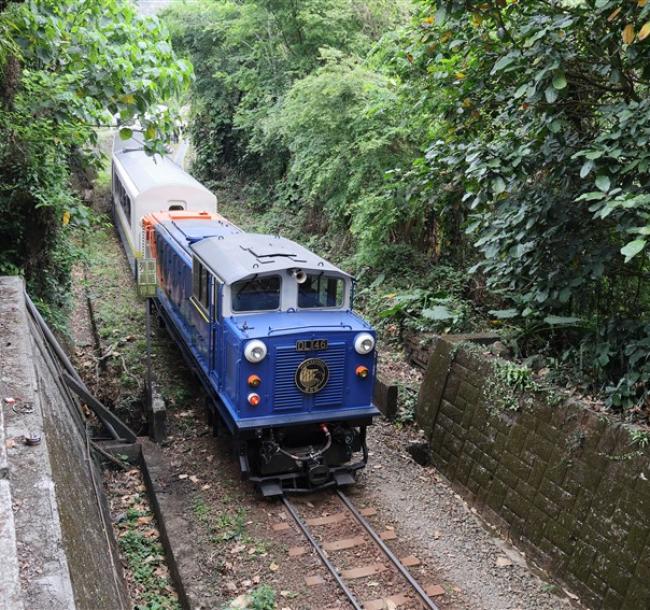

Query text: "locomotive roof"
[190, 233, 351, 285]
[112, 134, 215, 199]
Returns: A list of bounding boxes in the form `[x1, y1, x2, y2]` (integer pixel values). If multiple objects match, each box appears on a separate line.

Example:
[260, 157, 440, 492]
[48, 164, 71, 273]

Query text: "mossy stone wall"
[416, 337, 650, 610]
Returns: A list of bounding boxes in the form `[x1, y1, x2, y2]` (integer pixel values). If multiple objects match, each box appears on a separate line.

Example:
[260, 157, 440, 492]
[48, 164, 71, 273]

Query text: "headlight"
[244, 340, 267, 363]
[354, 332, 375, 355]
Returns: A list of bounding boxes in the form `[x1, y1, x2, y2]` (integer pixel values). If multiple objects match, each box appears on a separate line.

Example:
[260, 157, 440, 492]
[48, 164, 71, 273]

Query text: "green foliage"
[163, 1, 426, 255]
[165, 0, 399, 179]
[485, 360, 541, 413]
[213, 508, 248, 542]
[167, 0, 650, 421]
[403, 0, 650, 417]
[250, 585, 276, 610]
[222, 585, 276, 610]
[396, 384, 418, 424]
[272, 53, 429, 259]
[629, 428, 650, 449]
[118, 511, 180, 610]
[494, 362, 538, 395]
[4, 0, 191, 152]
[0, 0, 191, 319]
[378, 288, 467, 332]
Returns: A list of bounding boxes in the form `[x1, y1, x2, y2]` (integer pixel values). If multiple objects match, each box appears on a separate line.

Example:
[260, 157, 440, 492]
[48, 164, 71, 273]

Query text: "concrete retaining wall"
[416, 337, 650, 610]
[0, 277, 129, 610]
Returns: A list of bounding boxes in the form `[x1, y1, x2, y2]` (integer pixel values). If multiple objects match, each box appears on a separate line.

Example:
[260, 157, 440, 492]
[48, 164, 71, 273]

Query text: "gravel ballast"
[354, 421, 575, 610]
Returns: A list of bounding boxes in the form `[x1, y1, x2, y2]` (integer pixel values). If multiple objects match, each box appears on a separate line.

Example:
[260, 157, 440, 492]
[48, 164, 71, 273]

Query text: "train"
[111, 134, 379, 496]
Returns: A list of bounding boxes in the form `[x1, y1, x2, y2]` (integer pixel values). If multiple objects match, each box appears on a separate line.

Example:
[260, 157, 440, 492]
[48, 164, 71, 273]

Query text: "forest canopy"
[163, 0, 650, 421]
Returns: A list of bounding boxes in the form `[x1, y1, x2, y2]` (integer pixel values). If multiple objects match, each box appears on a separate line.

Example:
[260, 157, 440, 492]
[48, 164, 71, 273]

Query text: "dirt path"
[69, 212, 574, 610]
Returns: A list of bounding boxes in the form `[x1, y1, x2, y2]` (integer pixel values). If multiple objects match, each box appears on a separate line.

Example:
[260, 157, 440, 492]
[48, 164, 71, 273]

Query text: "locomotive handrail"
[267, 323, 353, 335]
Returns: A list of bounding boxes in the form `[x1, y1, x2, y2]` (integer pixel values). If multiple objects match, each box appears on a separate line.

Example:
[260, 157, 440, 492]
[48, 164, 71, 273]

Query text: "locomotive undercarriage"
[239, 423, 369, 497]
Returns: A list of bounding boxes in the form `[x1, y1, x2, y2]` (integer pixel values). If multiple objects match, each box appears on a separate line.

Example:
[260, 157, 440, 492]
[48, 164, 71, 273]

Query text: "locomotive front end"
[190, 233, 380, 496]
[232, 311, 378, 495]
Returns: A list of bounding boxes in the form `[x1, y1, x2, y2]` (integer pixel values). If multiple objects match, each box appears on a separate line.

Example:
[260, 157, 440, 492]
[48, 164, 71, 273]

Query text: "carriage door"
[210, 283, 223, 374]
[190, 258, 212, 367]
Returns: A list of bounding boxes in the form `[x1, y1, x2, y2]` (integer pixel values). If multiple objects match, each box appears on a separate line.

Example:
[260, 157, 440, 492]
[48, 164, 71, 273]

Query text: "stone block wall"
[416, 337, 650, 610]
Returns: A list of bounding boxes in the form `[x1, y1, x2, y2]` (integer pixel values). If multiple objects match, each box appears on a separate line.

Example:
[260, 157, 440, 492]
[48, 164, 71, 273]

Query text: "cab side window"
[192, 259, 210, 311]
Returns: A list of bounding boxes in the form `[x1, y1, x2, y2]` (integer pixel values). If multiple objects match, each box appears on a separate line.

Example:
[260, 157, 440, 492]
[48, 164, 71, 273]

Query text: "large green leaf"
[621, 239, 647, 262]
[492, 176, 506, 194]
[543, 315, 581, 325]
[552, 72, 567, 90]
[595, 174, 611, 192]
[492, 54, 517, 74]
[544, 86, 558, 103]
[421, 305, 454, 320]
[580, 160, 594, 178]
[488, 309, 519, 319]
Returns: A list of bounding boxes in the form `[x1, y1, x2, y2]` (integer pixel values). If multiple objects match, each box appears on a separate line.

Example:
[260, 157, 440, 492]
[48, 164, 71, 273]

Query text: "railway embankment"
[416, 336, 650, 610]
[0, 276, 129, 610]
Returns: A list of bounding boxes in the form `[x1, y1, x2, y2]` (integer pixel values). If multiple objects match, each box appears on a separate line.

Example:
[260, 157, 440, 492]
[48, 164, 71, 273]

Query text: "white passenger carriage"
[111, 133, 217, 285]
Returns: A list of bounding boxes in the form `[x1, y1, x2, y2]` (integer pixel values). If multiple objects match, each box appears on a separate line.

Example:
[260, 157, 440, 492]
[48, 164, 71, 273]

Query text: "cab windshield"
[232, 276, 281, 312]
[298, 274, 345, 308]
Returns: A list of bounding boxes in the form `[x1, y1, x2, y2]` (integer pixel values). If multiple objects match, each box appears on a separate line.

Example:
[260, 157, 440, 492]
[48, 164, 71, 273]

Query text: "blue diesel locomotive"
[142, 211, 379, 496]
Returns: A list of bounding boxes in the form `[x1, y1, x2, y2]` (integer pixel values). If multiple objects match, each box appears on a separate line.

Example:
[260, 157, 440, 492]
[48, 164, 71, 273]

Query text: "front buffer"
[233, 414, 375, 497]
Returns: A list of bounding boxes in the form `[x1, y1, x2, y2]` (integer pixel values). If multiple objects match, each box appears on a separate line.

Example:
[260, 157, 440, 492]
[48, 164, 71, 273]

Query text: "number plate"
[296, 339, 328, 352]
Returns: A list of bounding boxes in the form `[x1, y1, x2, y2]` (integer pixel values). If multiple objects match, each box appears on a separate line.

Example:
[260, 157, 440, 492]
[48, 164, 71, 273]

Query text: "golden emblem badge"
[295, 358, 329, 394]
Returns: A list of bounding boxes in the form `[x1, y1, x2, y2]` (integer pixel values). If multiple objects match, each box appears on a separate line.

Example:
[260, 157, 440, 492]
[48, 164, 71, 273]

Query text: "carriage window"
[232, 276, 281, 312]
[114, 175, 131, 222]
[192, 259, 210, 311]
[123, 194, 131, 222]
[298, 275, 345, 309]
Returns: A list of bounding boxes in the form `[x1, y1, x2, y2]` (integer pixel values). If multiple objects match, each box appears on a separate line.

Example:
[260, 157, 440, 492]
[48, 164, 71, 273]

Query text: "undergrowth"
[222, 585, 276, 610]
[115, 498, 179, 610]
[76, 212, 147, 425]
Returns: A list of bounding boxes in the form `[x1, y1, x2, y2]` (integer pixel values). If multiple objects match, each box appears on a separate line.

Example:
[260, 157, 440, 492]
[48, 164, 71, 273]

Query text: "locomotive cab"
[189, 234, 379, 496]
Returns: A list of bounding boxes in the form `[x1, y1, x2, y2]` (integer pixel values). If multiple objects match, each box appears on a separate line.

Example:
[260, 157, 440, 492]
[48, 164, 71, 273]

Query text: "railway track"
[281, 490, 442, 610]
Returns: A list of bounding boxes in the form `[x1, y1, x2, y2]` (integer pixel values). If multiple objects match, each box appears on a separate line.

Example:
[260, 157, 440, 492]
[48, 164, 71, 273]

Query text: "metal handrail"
[267, 323, 353, 335]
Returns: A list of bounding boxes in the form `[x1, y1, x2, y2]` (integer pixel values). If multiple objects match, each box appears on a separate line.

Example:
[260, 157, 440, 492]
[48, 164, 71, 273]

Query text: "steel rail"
[336, 490, 440, 610]
[281, 497, 363, 610]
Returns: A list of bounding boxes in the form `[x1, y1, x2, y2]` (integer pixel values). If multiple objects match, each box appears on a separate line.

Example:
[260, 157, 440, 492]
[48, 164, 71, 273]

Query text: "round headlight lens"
[244, 340, 267, 363]
[354, 332, 375, 355]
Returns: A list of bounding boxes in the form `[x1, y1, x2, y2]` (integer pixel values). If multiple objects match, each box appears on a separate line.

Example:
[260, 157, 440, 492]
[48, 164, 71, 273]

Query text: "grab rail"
[267, 323, 353, 335]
